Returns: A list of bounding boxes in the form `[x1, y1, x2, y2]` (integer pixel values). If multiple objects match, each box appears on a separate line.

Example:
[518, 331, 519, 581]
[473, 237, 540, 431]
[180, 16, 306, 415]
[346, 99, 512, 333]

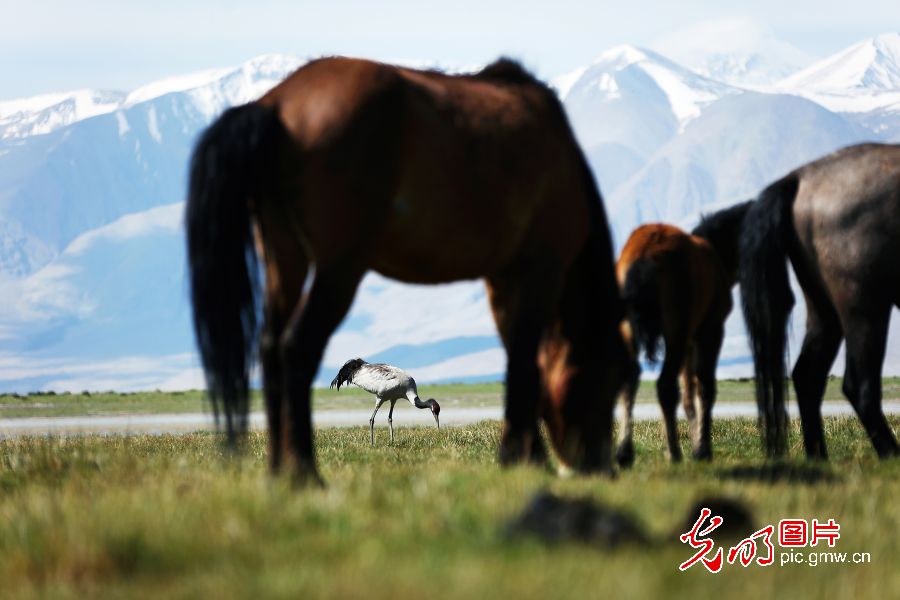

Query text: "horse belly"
[371, 182, 540, 283]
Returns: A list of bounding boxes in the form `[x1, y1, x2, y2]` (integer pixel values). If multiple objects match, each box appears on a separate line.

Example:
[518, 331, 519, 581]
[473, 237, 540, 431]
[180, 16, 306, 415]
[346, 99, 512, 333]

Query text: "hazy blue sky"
[2, 0, 899, 99]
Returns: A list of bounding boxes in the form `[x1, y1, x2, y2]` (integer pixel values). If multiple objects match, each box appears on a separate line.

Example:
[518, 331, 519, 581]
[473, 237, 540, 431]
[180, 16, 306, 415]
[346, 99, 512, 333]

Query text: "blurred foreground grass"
[1, 416, 898, 598]
[4, 377, 900, 418]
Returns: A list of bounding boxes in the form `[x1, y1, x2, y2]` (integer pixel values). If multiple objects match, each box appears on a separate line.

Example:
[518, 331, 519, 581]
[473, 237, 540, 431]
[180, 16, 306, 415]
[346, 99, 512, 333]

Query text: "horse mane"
[691, 200, 753, 274]
[692, 200, 753, 239]
[474, 58, 546, 88]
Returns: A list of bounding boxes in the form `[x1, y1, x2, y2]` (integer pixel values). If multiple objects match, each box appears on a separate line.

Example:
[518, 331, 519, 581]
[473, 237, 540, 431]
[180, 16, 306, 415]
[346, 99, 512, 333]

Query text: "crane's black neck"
[414, 398, 435, 410]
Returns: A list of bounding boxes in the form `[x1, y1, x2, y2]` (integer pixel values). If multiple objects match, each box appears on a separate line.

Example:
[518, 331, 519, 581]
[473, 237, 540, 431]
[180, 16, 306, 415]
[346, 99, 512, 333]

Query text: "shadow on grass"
[506, 492, 762, 549]
[716, 462, 837, 485]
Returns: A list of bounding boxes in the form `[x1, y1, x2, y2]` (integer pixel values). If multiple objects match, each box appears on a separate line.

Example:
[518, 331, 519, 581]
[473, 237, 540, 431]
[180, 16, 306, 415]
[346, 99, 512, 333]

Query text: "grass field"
[0, 383, 502, 418]
[2, 415, 899, 598]
[4, 377, 900, 418]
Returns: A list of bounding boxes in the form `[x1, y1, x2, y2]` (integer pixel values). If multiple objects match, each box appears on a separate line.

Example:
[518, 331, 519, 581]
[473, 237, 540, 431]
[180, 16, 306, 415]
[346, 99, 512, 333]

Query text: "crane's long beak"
[434, 413, 440, 429]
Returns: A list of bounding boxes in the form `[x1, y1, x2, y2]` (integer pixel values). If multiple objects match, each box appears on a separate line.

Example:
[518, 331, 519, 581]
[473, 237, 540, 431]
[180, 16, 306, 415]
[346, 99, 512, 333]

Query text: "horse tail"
[621, 258, 663, 364]
[330, 358, 367, 390]
[738, 174, 801, 458]
[186, 102, 283, 444]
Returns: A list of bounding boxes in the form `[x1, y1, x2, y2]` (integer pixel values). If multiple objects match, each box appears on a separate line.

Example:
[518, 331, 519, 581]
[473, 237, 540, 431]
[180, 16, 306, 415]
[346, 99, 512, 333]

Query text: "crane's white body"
[349, 364, 420, 405]
[331, 359, 438, 446]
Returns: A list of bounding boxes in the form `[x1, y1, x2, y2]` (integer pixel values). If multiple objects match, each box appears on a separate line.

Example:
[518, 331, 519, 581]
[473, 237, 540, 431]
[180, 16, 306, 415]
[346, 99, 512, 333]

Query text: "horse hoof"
[692, 448, 712, 462]
[499, 428, 547, 467]
[615, 444, 635, 469]
[291, 465, 326, 489]
[876, 445, 900, 460]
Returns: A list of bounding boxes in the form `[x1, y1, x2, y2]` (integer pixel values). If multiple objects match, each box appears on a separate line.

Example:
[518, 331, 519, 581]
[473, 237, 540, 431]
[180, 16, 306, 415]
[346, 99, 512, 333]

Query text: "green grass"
[4, 377, 899, 419]
[1, 417, 898, 598]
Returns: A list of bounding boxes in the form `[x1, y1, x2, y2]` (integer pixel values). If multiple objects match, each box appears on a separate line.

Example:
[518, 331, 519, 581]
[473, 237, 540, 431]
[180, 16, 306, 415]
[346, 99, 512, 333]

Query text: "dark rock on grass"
[507, 491, 648, 549]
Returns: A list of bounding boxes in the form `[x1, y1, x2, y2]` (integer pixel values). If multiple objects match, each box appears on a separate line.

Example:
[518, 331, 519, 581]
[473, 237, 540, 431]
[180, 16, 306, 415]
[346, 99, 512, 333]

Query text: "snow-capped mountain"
[561, 45, 737, 194]
[777, 33, 900, 115]
[1, 32, 899, 392]
[0, 55, 304, 278]
[564, 45, 737, 137]
[780, 32, 900, 93]
[0, 89, 126, 140]
[606, 92, 872, 243]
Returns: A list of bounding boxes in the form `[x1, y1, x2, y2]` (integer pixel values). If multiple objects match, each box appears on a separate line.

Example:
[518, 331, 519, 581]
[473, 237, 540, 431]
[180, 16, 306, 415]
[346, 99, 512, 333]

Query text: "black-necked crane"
[330, 358, 441, 446]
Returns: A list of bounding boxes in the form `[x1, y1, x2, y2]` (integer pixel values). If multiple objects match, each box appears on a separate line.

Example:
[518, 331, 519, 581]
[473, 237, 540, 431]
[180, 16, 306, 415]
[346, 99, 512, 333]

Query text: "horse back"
[259, 57, 596, 282]
[792, 143, 900, 303]
[617, 224, 724, 333]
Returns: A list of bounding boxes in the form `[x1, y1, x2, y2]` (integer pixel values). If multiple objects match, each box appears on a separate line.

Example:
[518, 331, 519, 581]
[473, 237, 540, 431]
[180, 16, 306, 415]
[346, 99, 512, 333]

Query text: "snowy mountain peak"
[0, 54, 304, 140]
[566, 43, 736, 127]
[123, 67, 233, 107]
[123, 54, 303, 109]
[0, 89, 126, 139]
[780, 32, 900, 92]
[591, 44, 656, 68]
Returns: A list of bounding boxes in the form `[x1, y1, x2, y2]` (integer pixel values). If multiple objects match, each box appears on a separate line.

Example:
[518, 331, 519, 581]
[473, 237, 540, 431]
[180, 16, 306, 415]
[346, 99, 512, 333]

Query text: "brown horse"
[614, 201, 751, 466]
[186, 57, 628, 483]
[740, 143, 900, 459]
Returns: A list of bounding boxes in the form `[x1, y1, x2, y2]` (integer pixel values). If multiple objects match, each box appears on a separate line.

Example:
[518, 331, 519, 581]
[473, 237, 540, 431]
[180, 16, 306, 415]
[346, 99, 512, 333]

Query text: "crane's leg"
[370, 398, 385, 447]
[388, 400, 397, 444]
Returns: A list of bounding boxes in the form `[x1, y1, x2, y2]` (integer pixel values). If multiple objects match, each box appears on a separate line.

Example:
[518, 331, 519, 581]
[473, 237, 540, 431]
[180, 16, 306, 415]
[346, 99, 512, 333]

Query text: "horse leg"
[369, 398, 386, 447]
[258, 227, 308, 473]
[791, 299, 842, 460]
[693, 322, 724, 461]
[682, 355, 699, 456]
[261, 311, 287, 471]
[487, 264, 563, 467]
[657, 337, 687, 463]
[280, 262, 365, 484]
[681, 351, 698, 451]
[615, 355, 641, 468]
[841, 306, 899, 458]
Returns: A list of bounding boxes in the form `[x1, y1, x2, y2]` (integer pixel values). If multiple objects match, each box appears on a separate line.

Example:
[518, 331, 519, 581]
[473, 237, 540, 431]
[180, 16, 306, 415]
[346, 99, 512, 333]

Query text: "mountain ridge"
[1, 32, 899, 391]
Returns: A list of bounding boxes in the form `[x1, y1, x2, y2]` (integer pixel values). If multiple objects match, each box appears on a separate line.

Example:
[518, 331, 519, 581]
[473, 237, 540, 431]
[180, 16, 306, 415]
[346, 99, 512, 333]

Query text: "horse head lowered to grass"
[186, 57, 629, 483]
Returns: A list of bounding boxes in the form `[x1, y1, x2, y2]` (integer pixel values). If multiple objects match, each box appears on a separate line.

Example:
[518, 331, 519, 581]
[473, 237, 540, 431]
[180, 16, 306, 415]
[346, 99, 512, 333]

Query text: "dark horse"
[740, 143, 900, 459]
[614, 202, 751, 465]
[186, 57, 628, 482]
